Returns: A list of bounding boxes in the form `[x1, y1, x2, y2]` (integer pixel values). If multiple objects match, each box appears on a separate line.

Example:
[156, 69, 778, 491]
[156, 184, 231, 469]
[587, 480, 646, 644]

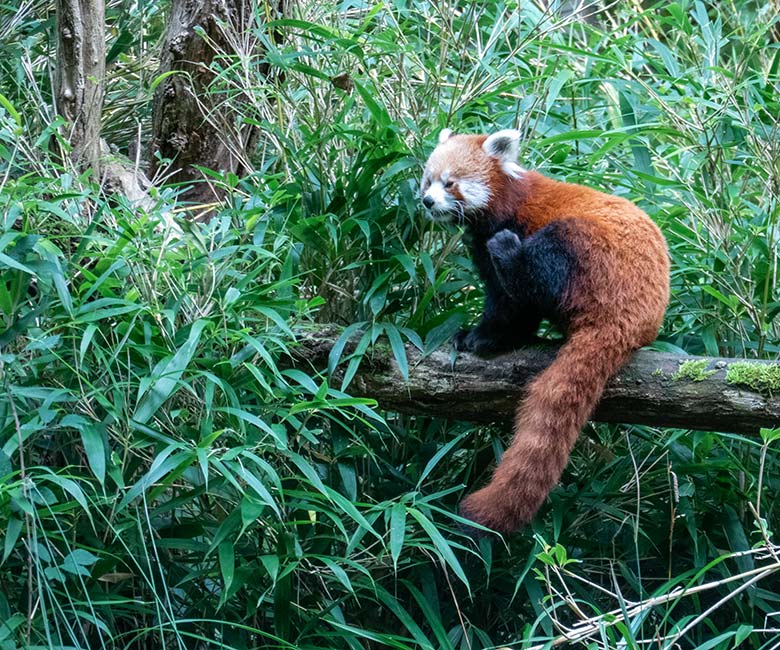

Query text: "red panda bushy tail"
[460, 324, 634, 534]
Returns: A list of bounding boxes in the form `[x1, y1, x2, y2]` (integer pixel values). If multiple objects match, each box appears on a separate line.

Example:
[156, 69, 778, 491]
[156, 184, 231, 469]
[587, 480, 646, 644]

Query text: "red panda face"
[421, 129, 523, 222]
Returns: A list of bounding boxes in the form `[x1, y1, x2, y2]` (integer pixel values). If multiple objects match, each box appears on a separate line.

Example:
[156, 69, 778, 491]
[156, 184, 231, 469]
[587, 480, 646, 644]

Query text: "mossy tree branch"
[293, 327, 780, 435]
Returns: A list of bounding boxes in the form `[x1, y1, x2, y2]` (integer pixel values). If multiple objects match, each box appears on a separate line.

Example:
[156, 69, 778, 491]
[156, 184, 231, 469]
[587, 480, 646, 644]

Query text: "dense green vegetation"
[1, 0, 780, 648]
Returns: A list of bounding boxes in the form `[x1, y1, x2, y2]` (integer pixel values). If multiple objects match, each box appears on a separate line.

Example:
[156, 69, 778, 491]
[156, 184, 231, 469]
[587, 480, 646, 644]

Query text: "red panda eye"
[444, 180, 455, 189]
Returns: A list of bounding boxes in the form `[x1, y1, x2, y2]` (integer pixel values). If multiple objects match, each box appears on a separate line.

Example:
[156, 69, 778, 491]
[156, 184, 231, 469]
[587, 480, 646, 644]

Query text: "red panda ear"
[483, 129, 520, 162]
[438, 128, 454, 144]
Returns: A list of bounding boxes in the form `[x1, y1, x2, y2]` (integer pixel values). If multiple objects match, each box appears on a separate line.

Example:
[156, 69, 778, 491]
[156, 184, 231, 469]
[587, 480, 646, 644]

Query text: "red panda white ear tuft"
[483, 129, 520, 162]
[438, 128, 454, 144]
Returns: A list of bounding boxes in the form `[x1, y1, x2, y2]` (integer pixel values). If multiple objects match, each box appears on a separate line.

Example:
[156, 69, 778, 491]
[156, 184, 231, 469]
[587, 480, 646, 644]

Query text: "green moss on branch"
[672, 360, 715, 382]
[726, 362, 780, 396]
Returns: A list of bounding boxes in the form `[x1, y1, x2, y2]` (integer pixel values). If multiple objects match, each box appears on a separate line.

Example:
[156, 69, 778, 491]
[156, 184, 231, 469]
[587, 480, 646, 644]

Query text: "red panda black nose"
[422, 195, 435, 209]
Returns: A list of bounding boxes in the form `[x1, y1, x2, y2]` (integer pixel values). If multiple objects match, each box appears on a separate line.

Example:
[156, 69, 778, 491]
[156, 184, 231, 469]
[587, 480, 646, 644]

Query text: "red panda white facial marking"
[422, 172, 491, 221]
[457, 179, 491, 209]
[423, 179, 454, 218]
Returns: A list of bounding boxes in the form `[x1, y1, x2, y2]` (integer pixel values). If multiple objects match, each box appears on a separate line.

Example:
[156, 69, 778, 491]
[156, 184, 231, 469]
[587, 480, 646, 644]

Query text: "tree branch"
[293, 327, 780, 435]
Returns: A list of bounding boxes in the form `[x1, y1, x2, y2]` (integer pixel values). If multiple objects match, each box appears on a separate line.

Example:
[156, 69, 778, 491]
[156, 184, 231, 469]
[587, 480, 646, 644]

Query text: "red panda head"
[420, 129, 524, 222]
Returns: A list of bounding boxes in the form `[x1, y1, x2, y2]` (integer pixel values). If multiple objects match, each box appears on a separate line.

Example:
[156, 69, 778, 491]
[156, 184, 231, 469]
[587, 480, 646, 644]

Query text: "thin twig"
[9, 397, 34, 644]
[505, 554, 780, 650]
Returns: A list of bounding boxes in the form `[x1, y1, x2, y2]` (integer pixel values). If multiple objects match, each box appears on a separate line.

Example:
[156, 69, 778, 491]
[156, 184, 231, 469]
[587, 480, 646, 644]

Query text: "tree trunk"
[148, 0, 285, 213]
[55, 0, 106, 175]
[293, 327, 780, 435]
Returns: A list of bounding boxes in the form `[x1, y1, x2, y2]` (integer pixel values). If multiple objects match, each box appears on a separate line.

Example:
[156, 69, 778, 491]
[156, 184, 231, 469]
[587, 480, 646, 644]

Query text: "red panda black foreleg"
[454, 229, 543, 355]
[454, 222, 577, 355]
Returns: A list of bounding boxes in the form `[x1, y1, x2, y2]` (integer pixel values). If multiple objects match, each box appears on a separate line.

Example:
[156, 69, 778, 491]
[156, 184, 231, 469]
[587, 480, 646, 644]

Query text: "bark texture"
[294, 327, 780, 435]
[149, 0, 285, 210]
[55, 0, 106, 174]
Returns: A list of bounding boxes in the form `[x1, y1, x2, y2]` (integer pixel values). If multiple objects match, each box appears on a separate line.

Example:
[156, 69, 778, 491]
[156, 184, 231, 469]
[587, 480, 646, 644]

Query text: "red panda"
[421, 128, 670, 534]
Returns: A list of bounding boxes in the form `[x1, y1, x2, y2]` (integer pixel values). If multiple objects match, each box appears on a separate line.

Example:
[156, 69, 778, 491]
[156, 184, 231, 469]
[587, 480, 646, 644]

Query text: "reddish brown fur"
[433, 135, 670, 534]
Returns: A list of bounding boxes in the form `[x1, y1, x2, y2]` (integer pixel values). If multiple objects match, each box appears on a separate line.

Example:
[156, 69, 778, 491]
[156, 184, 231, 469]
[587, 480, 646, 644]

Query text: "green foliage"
[2, 0, 780, 649]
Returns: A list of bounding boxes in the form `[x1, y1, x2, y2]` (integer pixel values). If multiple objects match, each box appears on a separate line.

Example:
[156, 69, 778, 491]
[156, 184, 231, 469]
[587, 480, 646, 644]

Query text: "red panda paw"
[486, 229, 522, 262]
[459, 487, 526, 537]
